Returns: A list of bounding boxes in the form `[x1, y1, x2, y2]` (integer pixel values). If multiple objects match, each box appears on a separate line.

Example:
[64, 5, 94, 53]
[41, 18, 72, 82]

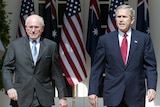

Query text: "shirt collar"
[29, 37, 40, 43]
[118, 28, 132, 37]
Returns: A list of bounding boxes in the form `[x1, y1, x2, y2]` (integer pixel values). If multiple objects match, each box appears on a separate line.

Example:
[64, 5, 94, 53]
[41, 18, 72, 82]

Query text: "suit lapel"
[112, 31, 125, 66]
[36, 38, 46, 62]
[23, 36, 33, 61]
[126, 30, 138, 66]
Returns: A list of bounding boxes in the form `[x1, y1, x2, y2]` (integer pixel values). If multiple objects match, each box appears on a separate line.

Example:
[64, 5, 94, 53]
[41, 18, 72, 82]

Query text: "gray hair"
[25, 14, 45, 26]
[115, 4, 135, 18]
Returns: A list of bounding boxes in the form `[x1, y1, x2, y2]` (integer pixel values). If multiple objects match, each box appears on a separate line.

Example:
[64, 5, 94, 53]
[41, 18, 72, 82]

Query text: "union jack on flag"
[86, 0, 101, 65]
[136, 0, 150, 35]
[43, 0, 59, 43]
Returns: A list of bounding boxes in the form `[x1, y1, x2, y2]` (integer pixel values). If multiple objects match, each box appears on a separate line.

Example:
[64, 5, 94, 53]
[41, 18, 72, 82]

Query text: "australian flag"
[136, 0, 150, 35]
[43, 0, 59, 43]
[86, 0, 101, 65]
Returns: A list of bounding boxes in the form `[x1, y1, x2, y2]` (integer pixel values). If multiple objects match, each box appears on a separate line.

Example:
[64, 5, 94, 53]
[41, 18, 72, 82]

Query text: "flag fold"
[59, 0, 87, 86]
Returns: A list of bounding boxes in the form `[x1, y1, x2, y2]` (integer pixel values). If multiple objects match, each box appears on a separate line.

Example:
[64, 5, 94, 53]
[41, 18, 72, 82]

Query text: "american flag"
[43, 0, 59, 43]
[18, 0, 35, 37]
[59, 0, 87, 86]
[106, 0, 124, 33]
[86, 0, 101, 65]
[136, 0, 150, 35]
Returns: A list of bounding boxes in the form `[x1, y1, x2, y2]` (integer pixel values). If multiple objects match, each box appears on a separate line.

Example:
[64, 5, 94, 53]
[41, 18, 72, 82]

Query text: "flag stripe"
[69, 15, 85, 56]
[18, 20, 26, 37]
[18, 13, 34, 37]
[59, 0, 87, 86]
[106, 17, 116, 33]
[61, 15, 86, 80]
[59, 39, 84, 85]
[92, 0, 100, 19]
[59, 39, 83, 83]
[106, 0, 124, 33]
[59, 55, 76, 85]
[50, 0, 57, 20]
[18, 0, 35, 37]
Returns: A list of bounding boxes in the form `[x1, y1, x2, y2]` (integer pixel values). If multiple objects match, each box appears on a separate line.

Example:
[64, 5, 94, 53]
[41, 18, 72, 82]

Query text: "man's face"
[25, 16, 44, 40]
[115, 8, 135, 33]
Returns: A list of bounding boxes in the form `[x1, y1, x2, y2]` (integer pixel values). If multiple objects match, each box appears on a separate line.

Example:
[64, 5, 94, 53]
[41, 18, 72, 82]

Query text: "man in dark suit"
[88, 4, 157, 107]
[2, 14, 67, 107]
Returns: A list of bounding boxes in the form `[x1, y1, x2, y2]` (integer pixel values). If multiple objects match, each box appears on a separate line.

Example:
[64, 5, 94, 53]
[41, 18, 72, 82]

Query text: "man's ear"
[131, 17, 135, 24]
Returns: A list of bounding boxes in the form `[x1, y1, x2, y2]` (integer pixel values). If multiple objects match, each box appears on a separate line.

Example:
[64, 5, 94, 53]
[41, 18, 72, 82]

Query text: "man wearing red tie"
[88, 4, 157, 107]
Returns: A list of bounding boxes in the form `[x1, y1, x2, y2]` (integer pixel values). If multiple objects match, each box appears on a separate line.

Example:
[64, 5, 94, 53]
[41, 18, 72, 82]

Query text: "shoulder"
[9, 36, 27, 45]
[132, 29, 149, 37]
[132, 29, 153, 45]
[99, 31, 117, 40]
[41, 37, 57, 46]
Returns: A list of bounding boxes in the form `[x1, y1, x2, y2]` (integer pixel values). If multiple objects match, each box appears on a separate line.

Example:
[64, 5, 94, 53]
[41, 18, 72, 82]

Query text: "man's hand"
[7, 88, 18, 101]
[59, 98, 67, 107]
[147, 89, 156, 102]
[88, 94, 98, 107]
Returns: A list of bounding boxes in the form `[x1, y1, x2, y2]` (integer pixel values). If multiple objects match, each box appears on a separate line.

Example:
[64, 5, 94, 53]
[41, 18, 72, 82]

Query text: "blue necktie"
[32, 40, 37, 65]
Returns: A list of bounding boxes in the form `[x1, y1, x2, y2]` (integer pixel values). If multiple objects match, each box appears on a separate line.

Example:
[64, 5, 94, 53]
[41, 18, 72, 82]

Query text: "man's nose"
[31, 27, 36, 31]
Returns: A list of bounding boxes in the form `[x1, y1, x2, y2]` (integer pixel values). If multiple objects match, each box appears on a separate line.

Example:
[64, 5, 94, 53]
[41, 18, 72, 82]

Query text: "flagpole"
[72, 85, 76, 107]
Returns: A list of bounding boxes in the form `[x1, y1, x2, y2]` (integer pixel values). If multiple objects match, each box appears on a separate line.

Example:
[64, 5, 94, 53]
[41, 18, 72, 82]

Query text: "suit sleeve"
[143, 35, 157, 90]
[88, 36, 106, 96]
[2, 43, 15, 91]
[51, 43, 67, 98]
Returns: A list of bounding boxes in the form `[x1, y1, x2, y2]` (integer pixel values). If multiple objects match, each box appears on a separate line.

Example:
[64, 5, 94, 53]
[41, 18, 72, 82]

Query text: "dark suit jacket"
[88, 29, 157, 106]
[2, 36, 67, 107]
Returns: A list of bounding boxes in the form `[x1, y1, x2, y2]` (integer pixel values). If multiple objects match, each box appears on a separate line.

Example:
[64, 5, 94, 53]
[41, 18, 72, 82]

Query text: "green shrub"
[0, 0, 11, 90]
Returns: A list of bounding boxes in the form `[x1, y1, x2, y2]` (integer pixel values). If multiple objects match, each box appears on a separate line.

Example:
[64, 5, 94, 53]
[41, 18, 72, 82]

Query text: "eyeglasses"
[26, 26, 41, 30]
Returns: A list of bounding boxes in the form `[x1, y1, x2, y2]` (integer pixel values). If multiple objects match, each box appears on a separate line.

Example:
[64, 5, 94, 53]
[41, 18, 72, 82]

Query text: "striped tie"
[32, 40, 37, 65]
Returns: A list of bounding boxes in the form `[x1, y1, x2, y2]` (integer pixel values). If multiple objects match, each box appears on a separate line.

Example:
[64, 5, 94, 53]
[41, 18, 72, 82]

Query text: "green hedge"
[0, 1, 11, 90]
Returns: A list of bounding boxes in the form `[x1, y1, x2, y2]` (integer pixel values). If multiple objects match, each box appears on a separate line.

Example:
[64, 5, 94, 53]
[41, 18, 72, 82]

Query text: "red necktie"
[121, 34, 128, 65]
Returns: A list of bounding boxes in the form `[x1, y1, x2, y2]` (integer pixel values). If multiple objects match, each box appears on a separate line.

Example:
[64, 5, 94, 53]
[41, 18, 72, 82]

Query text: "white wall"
[149, 0, 160, 106]
[1, 0, 160, 107]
